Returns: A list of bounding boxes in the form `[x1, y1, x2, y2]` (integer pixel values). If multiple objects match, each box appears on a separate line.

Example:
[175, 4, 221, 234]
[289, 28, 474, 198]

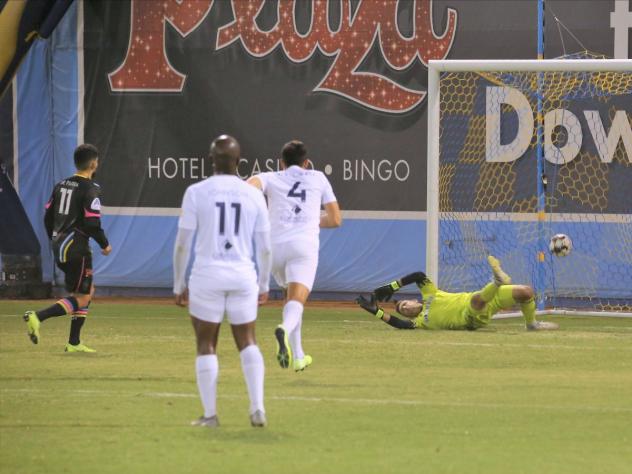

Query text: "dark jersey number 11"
[215, 202, 241, 235]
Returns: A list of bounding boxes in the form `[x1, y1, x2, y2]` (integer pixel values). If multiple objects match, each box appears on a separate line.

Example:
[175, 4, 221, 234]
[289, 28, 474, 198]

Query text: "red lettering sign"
[108, 0, 457, 113]
[108, 0, 214, 91]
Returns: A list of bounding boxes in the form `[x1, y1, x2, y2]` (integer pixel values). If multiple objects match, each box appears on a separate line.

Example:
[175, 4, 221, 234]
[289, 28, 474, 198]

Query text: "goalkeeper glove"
[373, 280, 401, 302]
[356, 295, 385, 319]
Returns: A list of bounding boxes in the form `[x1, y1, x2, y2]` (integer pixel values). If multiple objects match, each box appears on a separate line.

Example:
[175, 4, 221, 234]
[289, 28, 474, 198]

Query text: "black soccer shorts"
[57, 254, 93, 294]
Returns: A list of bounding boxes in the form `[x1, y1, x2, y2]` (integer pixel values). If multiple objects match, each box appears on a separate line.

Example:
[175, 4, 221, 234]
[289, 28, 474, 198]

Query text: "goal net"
[427, 58, 632, 315]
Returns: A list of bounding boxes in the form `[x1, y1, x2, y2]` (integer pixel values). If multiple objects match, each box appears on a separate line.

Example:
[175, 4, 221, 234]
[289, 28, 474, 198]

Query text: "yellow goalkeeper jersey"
[412, 279, 490, 330]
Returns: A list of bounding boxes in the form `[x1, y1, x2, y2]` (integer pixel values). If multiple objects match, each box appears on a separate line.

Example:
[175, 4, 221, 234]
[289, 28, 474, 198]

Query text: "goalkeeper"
[356, 256, 558, 331]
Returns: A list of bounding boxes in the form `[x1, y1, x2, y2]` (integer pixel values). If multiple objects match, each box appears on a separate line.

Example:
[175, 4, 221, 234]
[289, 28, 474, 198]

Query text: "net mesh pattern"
[436, 54, 632, 310]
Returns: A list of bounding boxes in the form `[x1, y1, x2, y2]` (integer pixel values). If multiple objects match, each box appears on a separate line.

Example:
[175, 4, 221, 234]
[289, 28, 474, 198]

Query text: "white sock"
[282, 299, 303, 336]
[240, 345, 265, 414]
[290, 317, 305, 360]
[195, 354, 218, 418]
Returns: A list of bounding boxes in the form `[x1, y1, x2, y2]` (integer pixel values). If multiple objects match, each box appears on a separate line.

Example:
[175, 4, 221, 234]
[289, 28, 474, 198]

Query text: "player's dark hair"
[74, 144, 99, 170]
[281, 140, 307, 167]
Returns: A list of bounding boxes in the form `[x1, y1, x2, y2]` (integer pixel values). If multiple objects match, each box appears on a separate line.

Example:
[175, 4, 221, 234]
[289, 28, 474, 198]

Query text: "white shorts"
[188, 274, 258, 325]
[271, 240, 319, 291]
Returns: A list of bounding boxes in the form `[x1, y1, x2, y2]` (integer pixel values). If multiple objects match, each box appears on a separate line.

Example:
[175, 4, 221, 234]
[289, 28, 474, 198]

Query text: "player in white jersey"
[248, 140, 341, 371]
[173, 135, 272, 428]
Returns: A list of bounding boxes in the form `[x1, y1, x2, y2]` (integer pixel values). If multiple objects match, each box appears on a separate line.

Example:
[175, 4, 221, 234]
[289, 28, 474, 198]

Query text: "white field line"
[0, 314, 359, 322]
[334, 339, 632, 351]
[0, 315, 373, 324]
[0, 314, 181, 321]
[1, 313, 631, 331]
[1, 388, 631, 414]
[0, 337, 629, 352]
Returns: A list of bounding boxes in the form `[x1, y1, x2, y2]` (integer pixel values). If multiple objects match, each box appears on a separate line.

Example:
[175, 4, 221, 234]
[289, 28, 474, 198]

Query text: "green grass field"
[1, 299, 631, 474]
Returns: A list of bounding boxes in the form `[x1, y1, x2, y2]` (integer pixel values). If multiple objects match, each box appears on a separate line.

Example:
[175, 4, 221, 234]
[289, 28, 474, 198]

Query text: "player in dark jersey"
[23, 144, 112, 352]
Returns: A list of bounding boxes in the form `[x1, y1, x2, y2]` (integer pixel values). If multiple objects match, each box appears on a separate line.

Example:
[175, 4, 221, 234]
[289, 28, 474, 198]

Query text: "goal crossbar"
[428, 59, 632, 72]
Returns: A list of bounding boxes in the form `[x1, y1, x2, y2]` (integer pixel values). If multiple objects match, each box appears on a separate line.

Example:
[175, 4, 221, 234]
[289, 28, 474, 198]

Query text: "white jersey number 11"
[58, 188, 73, 215]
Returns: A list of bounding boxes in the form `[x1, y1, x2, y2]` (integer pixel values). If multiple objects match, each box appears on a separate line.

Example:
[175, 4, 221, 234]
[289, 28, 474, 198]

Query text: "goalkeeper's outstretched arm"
[381, 313, 416, 329]
[373, 272, 428, 302]
[356, 295, 415, 330]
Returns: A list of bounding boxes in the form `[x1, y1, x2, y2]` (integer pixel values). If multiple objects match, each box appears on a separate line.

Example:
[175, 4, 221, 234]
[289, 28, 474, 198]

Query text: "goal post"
[427, 58, 632, 317]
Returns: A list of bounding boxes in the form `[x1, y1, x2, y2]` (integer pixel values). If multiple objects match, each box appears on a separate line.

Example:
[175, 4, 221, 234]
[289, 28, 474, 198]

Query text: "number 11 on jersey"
[58, 188, 73, 215]
[216, 202, 241, 235]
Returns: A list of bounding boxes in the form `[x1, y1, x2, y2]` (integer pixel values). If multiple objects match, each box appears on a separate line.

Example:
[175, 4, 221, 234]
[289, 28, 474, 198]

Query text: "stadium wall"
[9, 0, 628, 294]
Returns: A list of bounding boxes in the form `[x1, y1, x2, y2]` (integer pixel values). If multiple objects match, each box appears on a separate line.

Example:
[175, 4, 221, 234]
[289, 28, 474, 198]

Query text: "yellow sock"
[520, 298, 536, 325]
[496, 286, 536, 325]
[478, 282, 499, 303]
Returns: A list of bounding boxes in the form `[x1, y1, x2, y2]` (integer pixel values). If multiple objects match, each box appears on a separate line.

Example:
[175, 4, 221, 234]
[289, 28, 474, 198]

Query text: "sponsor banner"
[84, 0, 626, 213]
[84, 1, 460, 211]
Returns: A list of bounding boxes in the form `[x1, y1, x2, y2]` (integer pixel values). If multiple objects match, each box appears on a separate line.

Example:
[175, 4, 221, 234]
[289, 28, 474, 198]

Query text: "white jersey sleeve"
[254, 190, 271, 233]
[178, 188, 197, 230]
[320, 174, 337, 205]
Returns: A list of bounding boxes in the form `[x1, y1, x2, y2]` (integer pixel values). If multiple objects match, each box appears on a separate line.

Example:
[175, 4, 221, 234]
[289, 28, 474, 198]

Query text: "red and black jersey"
[44, 175, 109, 255]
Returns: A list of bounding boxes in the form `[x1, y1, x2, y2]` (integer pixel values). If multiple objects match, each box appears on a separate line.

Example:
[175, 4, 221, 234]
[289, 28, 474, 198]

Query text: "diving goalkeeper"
[356, 256, 558, 331]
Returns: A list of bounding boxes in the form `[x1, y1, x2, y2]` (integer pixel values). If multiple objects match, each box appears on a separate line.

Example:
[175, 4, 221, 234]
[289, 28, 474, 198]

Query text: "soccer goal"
[426, 58, 632, 317]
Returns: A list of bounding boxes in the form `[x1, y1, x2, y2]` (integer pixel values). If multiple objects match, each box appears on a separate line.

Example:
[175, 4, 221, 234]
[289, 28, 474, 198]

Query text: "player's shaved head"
[210, 135, 240, 175]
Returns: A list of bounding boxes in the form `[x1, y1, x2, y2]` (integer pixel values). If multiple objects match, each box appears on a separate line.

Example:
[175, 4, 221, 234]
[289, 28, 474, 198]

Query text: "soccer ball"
[549, 234, 572, 257]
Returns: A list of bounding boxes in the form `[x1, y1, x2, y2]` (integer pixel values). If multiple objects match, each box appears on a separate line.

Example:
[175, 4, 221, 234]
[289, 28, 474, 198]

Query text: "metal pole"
[426, 66, 440, 282]
[536, 0, 546, 310]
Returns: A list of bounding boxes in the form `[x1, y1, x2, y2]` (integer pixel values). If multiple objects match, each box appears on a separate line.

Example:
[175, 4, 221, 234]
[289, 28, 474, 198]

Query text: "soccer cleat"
[526, 321, 559, 331]
[250, 410, 267, 427]
[293, 354, 313, 372]
[487, 255, 512, 285]
[64, 343, 97, 353]
[191, 415, 220, 428]
[23, 311, 41, 345]
[274, 325, 292, 369]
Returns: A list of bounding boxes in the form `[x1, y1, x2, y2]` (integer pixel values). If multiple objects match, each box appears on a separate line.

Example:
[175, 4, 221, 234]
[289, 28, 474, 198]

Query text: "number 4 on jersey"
[288, 182, 306, 202]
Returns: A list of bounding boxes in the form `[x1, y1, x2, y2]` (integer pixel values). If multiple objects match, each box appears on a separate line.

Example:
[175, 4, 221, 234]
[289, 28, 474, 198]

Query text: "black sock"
[36, 297, 79, 322]
[69, 316, 86, 345]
